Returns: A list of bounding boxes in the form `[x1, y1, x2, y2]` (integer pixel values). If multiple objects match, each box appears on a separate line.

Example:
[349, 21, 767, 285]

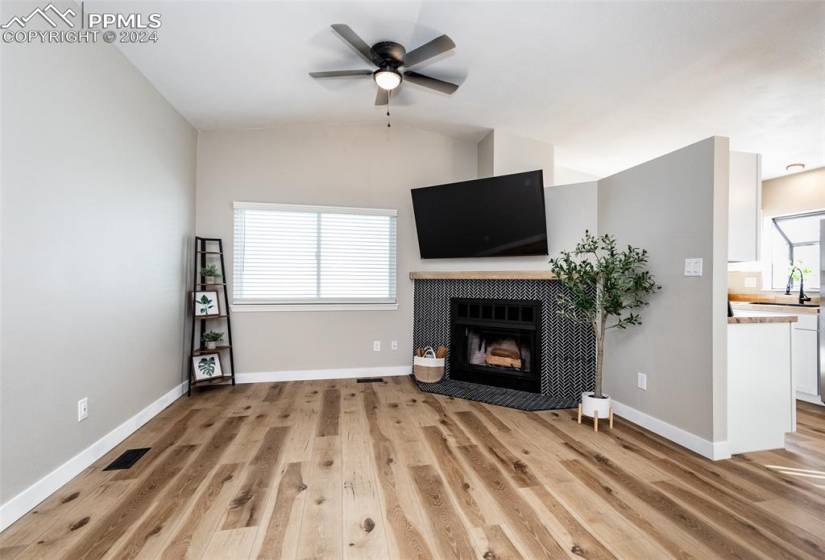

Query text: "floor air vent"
[103, 448, 151, 471]
[356, 377, 384, 383]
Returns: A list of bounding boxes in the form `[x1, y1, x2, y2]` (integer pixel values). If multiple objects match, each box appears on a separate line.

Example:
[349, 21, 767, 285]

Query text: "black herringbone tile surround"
[412, 279, 595, 410]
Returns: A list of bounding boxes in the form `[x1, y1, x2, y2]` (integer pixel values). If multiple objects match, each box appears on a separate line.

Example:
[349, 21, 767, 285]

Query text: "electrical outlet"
[744, 276, 757, 288]
[391, 340, 398, 351]
[78, 397, 88, 422]
[373, 340, 381, 352]
[637, 372, 647, 391]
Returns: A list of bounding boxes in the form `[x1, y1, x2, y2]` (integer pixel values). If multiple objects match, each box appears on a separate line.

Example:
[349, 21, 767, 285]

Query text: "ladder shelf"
[188, 236, 236, 394]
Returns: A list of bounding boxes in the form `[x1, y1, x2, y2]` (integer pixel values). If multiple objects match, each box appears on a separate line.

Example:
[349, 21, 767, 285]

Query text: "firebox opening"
[450, 298, 542, 393]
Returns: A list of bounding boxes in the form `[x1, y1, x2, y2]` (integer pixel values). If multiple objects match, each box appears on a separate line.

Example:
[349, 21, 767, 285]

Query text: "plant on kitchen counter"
[550, 231, 660, 428]
[789, 260, 812, 280]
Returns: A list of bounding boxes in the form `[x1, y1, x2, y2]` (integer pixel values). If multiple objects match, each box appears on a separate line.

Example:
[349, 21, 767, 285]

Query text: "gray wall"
[1, 30, 196, 501]
[196, 125, 599, 376]
[597, 137, 729, 441]
[546, 182, 598, 257]
[196, 125, 478, 374]
[477, 131, 494, 178]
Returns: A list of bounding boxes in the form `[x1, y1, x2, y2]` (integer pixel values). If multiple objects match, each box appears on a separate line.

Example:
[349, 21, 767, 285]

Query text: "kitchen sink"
[748, 302, 818, 308]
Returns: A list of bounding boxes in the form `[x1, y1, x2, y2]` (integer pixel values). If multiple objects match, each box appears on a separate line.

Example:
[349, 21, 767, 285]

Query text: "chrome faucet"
[785, 266, 812, 304]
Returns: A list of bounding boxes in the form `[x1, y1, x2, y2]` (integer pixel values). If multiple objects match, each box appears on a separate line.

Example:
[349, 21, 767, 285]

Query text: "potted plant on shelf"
[202, 331, 224, 350]
[549, 231, 660, 431]
[202, 264, 222, 285]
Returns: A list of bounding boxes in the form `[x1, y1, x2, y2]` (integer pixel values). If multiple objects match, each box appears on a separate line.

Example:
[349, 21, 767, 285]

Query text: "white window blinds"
[233, 202, 397, 305]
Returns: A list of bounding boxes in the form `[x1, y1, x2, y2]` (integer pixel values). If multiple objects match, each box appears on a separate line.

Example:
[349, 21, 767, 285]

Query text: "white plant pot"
[205, 276, 217, 285]
[206, 341, 217, 350]
[581, 392, 611, 419]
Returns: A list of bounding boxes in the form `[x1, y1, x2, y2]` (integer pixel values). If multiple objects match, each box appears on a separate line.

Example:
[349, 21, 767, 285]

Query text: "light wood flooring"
[1, 376, 824, 559]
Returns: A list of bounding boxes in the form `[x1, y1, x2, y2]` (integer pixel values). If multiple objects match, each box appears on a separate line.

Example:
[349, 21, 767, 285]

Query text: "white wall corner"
[712, 136, 731, 444]
[476, 129, 554, 185]
[477, 130, 494, 178]
[553, 165, 599, 186]
[0, 382, 187, 532]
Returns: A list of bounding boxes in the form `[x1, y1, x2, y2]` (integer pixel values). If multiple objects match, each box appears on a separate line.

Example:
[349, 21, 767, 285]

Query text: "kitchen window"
[232, 202, 397, 309]
[765, 210, 823, 291]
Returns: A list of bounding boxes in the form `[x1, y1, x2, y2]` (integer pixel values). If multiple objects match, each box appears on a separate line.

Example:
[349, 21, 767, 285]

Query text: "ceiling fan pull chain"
[386, 91, 391, 128]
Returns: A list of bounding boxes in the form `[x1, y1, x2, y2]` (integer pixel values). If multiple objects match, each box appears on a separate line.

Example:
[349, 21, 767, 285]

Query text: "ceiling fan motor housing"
[372, 41, 406, 67]
[309, 25, 459, 104]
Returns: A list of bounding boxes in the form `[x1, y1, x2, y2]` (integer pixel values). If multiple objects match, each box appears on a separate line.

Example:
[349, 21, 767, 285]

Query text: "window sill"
[230, 303, 399, 313]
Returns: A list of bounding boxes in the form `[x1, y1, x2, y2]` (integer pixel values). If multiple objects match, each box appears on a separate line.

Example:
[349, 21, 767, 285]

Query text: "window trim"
[768, 209, 824, 291]
[232, 201, 399, 309]
[233, 201, 397, 217]
[230, 303, 400, 313]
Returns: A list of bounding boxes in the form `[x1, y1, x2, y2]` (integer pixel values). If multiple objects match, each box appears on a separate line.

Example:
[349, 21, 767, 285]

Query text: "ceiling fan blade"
[309, 70, 373, 78]
[331, 24, 378, 66]
[403, 34, 455, 67]
[375, 88, 389, 106]
[403, 71, 459, 95]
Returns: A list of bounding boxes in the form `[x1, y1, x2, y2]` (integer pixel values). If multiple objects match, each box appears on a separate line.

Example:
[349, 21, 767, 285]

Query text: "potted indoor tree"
[202, 330, 224, 350]
[202, 264, 222, 285]
[549, 231, 660, 430]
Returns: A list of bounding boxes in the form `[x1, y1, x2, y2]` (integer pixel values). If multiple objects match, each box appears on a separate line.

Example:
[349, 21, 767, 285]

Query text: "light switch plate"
[372, 340, 381, 352]
[684, 258, 703, 277]
[78, 397, 88, 422]
[637, 372, 647, 391]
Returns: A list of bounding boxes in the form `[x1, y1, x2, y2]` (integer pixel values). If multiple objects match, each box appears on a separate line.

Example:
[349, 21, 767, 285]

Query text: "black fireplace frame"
[449, 297, 542, 393]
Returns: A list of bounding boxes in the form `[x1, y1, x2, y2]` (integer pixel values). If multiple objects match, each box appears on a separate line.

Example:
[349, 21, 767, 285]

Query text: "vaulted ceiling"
[110, 1, 825, 179]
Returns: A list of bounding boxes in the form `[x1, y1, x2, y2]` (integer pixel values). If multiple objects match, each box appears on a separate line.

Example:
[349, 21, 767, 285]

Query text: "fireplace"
[450, 298, 542, 393]
[412, 274, 595, 410]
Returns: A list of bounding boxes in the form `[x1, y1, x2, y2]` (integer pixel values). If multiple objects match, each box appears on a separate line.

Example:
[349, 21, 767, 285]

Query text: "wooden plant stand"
[577, 404, 614, 432]
[188, 236, 236, 395]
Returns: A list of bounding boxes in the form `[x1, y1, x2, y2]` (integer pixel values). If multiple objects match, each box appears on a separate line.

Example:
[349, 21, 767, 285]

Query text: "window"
[765, 210, 823, 291]
[233, 202, 397, 307]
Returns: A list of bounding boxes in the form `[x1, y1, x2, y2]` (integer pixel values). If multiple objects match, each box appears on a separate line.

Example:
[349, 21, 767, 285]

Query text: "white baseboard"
[610, 399, 730, 460]
[0, 381, 187, 532]
[235, 365, 412, 384]
[796, 391, 825, 407]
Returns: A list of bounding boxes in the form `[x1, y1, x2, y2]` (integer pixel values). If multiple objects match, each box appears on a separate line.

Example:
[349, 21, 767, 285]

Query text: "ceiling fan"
[310, 24, 459, 106]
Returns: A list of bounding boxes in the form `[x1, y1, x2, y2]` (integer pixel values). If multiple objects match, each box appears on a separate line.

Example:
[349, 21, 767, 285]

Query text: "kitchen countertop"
[728, 313, 798, 324]
[730, 302, 820, 315]
[729, 292, 820, 305]
[409, 271, 557, 280]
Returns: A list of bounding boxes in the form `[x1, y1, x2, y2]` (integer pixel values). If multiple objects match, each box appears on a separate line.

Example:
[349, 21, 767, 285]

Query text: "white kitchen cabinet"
[728, 151, 761, 262]
[728, 319, 794, 454]
[792, 325, 820, 395]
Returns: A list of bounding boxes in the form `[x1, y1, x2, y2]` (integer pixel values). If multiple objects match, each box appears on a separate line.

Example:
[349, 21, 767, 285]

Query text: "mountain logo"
[1, 3, 77, 29]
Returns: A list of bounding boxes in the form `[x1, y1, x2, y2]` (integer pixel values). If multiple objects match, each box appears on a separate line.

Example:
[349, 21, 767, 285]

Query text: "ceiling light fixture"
[785, 163, 806, 172]
[373, 68, 402, 91]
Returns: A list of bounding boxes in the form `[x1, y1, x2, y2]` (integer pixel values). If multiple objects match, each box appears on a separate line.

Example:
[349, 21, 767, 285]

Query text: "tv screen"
[411, 170, 548, 258]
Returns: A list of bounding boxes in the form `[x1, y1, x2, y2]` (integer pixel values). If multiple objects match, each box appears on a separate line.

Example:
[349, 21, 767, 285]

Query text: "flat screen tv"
[411, 170, 547, 258]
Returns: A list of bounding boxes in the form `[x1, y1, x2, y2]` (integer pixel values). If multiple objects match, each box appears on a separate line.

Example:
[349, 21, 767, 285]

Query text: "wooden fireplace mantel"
[409, 271, 557, 280]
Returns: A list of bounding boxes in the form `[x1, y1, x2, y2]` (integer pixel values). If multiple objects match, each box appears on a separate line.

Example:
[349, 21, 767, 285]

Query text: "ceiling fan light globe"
[374, 69, 402, 91]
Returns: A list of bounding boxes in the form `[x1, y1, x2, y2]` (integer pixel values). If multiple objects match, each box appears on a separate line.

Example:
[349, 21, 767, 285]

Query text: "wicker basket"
[413, 348, 445, 383]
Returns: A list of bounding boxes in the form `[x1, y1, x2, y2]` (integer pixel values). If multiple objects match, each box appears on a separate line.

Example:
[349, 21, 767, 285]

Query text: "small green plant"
[789, 260, 812, 281]
[202, 264, 221, 279]
[197, 356, 216, 377]
[550, 231, 660, 398]
[203, 331, 224, 343]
